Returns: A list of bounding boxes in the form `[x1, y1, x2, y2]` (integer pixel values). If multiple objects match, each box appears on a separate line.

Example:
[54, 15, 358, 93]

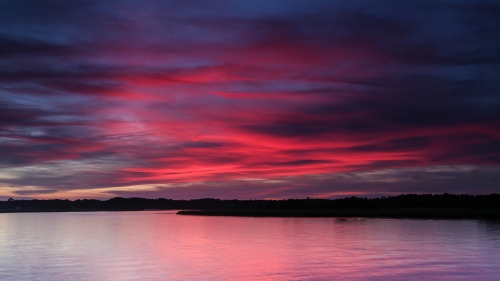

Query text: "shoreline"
[176, 208, 500, 219]
[1, 208, 499, 219]
[2, 194, 499, 218]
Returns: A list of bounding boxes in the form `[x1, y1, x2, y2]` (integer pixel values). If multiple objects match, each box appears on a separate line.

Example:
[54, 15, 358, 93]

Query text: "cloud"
[1, 0, 499, 198]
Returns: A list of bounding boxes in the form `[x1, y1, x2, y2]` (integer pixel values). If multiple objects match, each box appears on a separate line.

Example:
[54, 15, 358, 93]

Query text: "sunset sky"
[1, 0, 499, 199]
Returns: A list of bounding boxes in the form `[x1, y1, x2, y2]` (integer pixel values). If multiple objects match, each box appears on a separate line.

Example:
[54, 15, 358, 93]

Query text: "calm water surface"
[1, 211, 499, 280]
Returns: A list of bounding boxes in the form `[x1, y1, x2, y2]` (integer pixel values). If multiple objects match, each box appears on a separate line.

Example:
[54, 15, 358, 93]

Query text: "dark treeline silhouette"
[1, 193, 500, 218]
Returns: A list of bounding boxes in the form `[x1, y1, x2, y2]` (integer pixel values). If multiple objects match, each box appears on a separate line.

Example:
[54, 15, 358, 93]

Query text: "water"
[1, 211, 499, 281]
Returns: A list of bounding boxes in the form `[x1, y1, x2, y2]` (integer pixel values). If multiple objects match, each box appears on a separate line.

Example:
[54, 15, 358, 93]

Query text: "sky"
[1, 0, 499, 200]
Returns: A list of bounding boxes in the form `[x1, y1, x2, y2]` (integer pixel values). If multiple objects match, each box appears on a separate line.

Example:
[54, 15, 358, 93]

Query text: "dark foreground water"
[1, 211, 499, 280]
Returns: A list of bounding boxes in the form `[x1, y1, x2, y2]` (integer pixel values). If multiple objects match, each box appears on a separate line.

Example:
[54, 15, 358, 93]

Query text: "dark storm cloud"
[350, 137, 434, 153]
[0, 35, 74, 58]
[0, 97, 83, 122]
[243, 69, 500, 142]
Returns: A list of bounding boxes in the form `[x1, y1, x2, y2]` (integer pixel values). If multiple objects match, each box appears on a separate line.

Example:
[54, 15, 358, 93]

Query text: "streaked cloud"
[1, 0, 499, 199]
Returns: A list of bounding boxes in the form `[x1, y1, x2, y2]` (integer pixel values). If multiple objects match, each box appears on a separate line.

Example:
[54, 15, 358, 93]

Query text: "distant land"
[1, 194, 500, 219]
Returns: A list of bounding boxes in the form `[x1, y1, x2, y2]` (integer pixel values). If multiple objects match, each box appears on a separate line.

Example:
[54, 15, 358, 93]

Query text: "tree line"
[1, 193, 499, 213]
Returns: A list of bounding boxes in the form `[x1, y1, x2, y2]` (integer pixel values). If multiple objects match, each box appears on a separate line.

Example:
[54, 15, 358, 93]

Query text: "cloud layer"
[1, 0, 499, 199]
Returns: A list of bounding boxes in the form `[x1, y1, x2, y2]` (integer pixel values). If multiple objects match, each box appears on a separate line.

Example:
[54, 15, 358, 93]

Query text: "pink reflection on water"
[133, 214, 499, 280]
[1, 212, 499, 280]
